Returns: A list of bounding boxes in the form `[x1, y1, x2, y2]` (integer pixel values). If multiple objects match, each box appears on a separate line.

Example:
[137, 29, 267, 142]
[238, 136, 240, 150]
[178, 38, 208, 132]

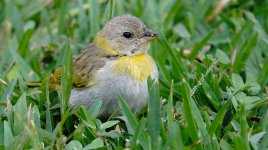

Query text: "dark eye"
[122, 32, 133, 39]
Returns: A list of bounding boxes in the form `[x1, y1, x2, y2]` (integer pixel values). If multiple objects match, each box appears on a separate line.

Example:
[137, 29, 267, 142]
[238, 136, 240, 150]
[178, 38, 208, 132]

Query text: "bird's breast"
[111, 54, 155, 82]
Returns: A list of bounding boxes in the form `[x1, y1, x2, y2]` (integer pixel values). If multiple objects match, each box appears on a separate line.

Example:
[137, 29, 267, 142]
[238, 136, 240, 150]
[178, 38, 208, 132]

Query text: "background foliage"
[0, 0, 268, 149]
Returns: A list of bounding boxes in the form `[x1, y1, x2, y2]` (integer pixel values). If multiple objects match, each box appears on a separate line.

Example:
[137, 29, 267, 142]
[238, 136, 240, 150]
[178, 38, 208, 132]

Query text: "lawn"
[0, 0, 268, 149]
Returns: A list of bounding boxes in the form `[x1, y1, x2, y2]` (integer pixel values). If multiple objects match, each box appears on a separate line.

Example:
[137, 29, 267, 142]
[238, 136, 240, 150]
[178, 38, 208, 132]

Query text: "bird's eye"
[122, 32, 133, 39]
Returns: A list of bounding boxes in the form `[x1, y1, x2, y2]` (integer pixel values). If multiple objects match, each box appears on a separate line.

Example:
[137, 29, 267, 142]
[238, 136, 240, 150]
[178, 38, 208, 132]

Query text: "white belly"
[68, 60, 158, 116]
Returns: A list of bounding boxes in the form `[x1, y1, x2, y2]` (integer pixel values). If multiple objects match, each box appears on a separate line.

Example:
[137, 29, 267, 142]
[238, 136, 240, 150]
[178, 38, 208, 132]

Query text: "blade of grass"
[17, 28, 33, 58]
[258, 57, 268, 90]
[31, 105, 41, 141]
[167, 80, 174, 125]
[188, 30, 214, 61]
[58, 0, 67, 34]
[39, 73, 50, 110]
[13, 93, 27, 135]
[6, 131, 29, 150]
[82, 138, 104, 149]
[88, 0, 100, 36]
[208, 99, 231, 136]
[159, 36, 186, 79]
[0, 79, 16, 102]
[41, 9, 53, 40]
[9, 47, 40, 81]
[43, 75, 52, 132]
[147, 78, 161, 149]
[203, 111, 220, 149]
[259, 112, 268, 150]
[60, 39, 73, 116]
[0, 121, 3, 145]
[87, 100, 102, 118]
[78, 0, 88, 41]
[190, 97, 214, 150]
[167, 122, 184, 149]
[225, 21, 254, 53]
[130, 118, 146, 150]
[11, 6, 23, 40]
[3, 121, 14, 148]
[239, 104, 250, 150]
[20, 0, 48, 19]
[233, 33, 258, 73]
[181, 79, 202, 149]
[79, 106, 96, 129]
[119, 97, 148, 149]
[104, 0, 116, 22]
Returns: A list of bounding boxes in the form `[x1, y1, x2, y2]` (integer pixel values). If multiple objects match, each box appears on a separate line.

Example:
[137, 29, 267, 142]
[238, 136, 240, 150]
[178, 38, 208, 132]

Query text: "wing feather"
[49, 44, 106, 89]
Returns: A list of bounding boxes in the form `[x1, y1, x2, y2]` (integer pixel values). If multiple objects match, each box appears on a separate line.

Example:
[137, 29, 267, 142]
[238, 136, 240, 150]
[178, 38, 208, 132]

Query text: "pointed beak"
[142, 28, 159, 40]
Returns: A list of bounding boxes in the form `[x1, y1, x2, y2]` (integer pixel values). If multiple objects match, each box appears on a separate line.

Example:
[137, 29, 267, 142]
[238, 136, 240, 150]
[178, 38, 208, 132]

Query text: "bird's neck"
[95, 33, 119, 56]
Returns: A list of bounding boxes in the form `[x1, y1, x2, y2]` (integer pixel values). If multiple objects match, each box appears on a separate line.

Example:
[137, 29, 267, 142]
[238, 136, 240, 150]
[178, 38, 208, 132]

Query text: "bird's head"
[95, 14, 158, 56]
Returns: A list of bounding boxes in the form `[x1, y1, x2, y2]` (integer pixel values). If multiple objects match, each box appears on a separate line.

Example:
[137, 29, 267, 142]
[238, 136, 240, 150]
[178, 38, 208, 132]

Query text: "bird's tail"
[26, 82, 42, 87]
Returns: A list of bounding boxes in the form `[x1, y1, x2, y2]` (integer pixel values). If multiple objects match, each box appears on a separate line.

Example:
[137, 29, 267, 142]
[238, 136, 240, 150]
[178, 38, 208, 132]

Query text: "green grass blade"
[66, 140, 82, 149]
[78, 0, 88, 41]
[6, 131, 29, 150]
[208, 100, 231, 136]
[60, 39, 73, 116]
[225, 21, 254, 53]
[147, 77, 161, 149]
[119, 97, 138, 131]
[100, 120, 119, 130]
[41, 9, 53, 40]
[0, 121, 3, 145]
[233, 33, 258, 73]
[9, 48, 40, 81]
[167, 122, 183, 150]
[17, 29, 33, 58]
[39, 73, 50, 109]
[188, 30, 214, 61]
[13, 93, 27, 135]
[239, 104, 250, 150]
[190, 96, 214, 150]
[83, 138, 104, 149]
[0, 79, 16, 102]
[79, 106, 95, 129]
[58, 0, 67, 34]
[104, 0, 116, 22]
[119, 97, 148, 149]
[3, 121, 14, 148]
[87, 100, 102, 118]
[259, 112, 268, 150]
[181, 79, 201, 149]
[159, 37, 186, 79]
[88, 0, 100, 36]
[258, 57, 268, 90]
[203, 111, 220, 149]
[167, 80, 174, 125]
[45, 87, 52, 132]
[131, 117, 146, 149]
[11, 6, 23, 40]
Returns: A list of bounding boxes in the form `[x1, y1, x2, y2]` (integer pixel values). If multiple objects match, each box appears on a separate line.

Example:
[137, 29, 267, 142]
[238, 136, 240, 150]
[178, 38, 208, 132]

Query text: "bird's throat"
[112, 54, 154, 82]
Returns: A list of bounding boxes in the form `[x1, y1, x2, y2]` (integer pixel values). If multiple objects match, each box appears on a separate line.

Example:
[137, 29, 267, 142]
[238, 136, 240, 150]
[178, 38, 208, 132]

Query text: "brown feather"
[49, 43, 106, 89]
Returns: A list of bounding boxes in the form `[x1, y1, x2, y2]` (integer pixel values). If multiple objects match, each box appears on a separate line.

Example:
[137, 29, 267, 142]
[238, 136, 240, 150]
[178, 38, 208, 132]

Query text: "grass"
[0, 0, 268, 149]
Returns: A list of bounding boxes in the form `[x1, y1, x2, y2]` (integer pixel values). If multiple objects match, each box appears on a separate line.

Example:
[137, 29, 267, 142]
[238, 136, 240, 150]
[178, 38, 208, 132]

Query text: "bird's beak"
[142, 28, 159, 40]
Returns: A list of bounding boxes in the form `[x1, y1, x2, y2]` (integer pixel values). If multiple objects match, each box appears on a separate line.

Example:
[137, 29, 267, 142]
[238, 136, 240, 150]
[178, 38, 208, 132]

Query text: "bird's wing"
[50, 44, 106, 89]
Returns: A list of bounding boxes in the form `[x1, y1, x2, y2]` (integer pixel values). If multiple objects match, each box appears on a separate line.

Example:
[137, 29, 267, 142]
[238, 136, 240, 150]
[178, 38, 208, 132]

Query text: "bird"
[28, 14, 159, 116]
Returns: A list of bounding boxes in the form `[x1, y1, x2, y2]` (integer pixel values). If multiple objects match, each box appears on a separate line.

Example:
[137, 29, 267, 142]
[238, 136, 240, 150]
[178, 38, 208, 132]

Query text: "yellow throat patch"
[112, 54, 154, 82]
